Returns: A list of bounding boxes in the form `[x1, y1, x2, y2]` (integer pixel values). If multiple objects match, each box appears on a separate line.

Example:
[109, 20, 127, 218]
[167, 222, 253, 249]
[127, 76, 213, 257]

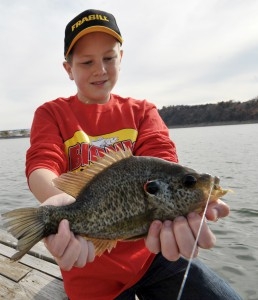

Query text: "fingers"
[205, 199, 230, 221]
[41, 194, 95, 270]
[54, 231, 82, 270]
[44, 219, 71, 257]
[146, 212, 218, 261]
[160, 221, 179, 261]
[145, 220, 162, 254]
[173, 216, 199, 258]
[187, 212, 216, 249]
[41, 193, 76, 207]
[75, 237, 95, 267]
[44, 219, 95, 271]
[146, 219, 195, 261]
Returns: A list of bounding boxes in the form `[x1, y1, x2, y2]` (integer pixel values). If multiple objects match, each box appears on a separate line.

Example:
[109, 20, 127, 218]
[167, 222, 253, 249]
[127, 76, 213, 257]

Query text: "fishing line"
[176, 180, 215, 300]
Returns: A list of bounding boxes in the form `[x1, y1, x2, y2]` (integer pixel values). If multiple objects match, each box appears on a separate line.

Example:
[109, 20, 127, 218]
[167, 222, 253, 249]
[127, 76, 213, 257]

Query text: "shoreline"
[0, 135, 30, 140]
[0, 120, 257, 139]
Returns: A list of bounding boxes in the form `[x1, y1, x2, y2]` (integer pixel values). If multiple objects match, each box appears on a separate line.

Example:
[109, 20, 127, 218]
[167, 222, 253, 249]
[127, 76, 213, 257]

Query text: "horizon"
[1, 97, 257, 132]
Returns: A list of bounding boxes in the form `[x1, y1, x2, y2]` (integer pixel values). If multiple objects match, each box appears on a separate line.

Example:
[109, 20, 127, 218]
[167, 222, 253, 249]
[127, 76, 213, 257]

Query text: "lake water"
[0, 124, 258, 299]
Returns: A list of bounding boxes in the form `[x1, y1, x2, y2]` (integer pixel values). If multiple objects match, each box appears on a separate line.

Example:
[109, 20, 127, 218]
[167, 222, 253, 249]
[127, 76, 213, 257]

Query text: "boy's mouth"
[91, 80, 107, 86]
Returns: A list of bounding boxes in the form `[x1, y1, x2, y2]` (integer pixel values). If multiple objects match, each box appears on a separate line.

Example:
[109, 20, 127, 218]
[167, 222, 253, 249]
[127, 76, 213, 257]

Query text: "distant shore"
[1, 120, 257, 139]
[158, 98, 258, 128]
[0, 128, 30, 139]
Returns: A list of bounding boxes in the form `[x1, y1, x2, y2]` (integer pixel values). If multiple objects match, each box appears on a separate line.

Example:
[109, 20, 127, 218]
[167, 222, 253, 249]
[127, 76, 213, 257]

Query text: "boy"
[26, 9, 241, 299]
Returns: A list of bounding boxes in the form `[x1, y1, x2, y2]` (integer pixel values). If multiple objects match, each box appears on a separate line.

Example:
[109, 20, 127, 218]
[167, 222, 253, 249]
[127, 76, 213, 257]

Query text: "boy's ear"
[63, 61, 74, 80]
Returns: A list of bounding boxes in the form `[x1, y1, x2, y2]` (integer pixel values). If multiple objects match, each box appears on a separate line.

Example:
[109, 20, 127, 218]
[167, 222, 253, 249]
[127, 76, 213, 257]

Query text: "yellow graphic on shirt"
[64, 129, 138, 171]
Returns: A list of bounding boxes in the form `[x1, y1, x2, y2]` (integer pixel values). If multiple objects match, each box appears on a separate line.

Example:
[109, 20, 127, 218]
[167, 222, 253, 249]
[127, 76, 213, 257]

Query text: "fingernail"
[164, 220, 172, 227]
[174, 216, 185, 222]
[188, 212, 197, 219]
[212, 209, 219, 221]
[152, 220, 162, 230]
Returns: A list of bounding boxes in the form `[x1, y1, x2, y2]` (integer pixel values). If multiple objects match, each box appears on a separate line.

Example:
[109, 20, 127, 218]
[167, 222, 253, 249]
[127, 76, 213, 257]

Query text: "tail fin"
[1, 207, 45, 261]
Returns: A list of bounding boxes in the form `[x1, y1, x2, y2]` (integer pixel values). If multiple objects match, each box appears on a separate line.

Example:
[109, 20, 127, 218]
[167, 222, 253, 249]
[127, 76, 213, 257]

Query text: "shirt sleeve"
[26, 104, 68, 179]
[133, 101, 178, 163]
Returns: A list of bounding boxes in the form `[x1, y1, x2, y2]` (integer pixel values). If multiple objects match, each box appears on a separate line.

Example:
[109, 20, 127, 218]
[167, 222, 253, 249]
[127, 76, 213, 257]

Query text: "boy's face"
[63, 32, 123, 104]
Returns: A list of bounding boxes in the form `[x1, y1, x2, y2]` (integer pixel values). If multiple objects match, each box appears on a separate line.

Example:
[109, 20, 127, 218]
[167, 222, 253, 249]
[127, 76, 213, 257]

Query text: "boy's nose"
[93, 61, 107, 76]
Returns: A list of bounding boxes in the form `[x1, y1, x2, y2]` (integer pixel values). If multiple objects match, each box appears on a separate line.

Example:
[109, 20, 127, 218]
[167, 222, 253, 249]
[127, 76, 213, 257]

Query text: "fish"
[1, 148, 228, 261]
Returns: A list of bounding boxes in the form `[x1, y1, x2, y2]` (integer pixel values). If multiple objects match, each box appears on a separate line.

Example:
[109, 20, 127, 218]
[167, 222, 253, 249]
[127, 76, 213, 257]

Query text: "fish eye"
[144, 180, 160, 195]
[182, 175, 197, 188]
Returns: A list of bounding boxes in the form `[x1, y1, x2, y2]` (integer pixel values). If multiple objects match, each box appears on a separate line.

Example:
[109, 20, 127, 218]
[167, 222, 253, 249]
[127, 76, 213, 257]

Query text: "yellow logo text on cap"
[71, 15, 109, 31]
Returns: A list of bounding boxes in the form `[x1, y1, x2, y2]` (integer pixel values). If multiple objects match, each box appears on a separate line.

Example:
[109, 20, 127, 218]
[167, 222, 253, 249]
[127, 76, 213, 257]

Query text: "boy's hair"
[64, 9, 123, 59]
[66, 51, 73, 63]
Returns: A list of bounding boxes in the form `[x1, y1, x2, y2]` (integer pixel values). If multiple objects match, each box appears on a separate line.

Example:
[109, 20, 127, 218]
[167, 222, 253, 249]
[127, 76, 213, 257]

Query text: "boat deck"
[0, 229, 68, 299]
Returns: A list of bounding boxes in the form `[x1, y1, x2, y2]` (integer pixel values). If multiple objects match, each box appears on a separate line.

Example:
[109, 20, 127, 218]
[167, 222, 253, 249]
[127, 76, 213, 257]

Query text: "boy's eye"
[81, 55, 117, 65]
[83, 60, 92, 65]
[104, 56, 116, 62]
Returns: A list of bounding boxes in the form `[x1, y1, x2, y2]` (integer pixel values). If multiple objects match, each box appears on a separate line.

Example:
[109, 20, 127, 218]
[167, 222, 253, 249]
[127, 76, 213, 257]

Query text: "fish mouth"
[211, 176, 228, 199]
[213, 176, 221, 190]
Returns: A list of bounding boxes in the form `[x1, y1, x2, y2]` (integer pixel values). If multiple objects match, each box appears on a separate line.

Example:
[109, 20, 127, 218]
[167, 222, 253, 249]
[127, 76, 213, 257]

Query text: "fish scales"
[1, 148, 228, 261]
[69, 156, 190, 237]
[42, 156, 170, 238]
[70, 155, 172, 238]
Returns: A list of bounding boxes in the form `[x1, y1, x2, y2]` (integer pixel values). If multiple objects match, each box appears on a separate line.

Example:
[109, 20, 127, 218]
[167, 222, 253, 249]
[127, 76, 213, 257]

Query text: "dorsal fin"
[53, 147, 132, 198]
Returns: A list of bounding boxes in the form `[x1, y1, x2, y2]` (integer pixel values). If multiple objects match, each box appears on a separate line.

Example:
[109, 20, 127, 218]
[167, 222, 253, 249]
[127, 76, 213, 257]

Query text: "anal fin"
[83, 237, 119, 256]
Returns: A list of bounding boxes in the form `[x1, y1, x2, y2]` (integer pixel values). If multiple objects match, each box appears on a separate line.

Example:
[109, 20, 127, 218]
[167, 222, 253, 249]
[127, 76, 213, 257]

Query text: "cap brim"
[65, 26, 123, 58]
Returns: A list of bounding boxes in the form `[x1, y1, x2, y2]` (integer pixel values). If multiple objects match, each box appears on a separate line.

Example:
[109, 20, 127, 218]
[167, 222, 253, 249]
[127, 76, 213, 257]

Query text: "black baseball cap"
[64, 9, 123, 58]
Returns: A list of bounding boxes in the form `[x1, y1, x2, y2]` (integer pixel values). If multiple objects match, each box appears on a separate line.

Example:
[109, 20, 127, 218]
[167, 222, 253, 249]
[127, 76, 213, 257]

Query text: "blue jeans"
[115, 254, 242, 300]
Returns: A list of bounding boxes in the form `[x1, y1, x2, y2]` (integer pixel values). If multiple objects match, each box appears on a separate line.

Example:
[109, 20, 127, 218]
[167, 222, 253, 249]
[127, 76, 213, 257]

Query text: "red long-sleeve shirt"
[26, 94, 178, 299]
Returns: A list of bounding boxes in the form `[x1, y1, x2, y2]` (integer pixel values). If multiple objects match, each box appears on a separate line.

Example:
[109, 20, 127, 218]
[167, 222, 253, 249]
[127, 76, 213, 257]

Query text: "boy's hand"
[145, 199, 230, 261]
[41, 194, 95, 271]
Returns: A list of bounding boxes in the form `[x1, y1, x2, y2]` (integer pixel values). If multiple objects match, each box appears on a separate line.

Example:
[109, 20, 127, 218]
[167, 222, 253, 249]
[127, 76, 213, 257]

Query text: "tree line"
[1, 98, 258, 137]
[0, 129, 30, 138]
[158, 97, 258, 127]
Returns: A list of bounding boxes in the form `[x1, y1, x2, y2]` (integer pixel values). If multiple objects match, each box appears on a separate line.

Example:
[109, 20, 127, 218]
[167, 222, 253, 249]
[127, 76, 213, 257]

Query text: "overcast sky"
[1, 0, 258, 130]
